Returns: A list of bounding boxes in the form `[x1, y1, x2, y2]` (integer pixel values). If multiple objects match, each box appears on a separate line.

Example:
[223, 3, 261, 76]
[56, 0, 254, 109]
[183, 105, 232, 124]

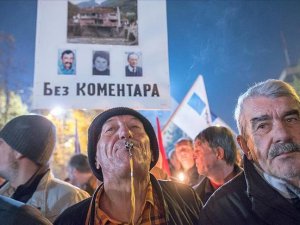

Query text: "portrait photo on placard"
[58, 49, 76, 75]
[125, 52, 143, 77]
[92, 51, 110, 76]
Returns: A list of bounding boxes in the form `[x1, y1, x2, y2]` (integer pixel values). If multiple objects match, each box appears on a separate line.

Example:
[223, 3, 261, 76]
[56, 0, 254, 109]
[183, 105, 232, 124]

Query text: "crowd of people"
[0, 79, 300, 224]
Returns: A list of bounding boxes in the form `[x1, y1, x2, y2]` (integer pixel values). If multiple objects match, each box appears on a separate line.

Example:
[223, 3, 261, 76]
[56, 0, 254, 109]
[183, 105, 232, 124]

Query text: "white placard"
[33, 0, 170, 110]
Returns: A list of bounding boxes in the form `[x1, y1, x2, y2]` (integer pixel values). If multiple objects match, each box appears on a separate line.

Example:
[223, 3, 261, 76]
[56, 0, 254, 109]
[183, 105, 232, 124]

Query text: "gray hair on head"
[234, 79, 300, 137]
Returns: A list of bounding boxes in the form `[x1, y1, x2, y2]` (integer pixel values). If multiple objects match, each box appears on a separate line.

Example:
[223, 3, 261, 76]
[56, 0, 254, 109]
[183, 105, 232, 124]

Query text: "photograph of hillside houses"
[67, 0, 138, 45]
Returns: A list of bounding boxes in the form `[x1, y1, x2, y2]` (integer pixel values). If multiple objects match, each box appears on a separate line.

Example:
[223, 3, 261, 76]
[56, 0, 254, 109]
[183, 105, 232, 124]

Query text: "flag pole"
[74, 119, 81, 154]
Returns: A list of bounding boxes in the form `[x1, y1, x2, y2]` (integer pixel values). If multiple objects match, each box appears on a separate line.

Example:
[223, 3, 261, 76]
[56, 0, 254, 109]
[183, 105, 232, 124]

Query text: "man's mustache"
[269, 143, 300, 159]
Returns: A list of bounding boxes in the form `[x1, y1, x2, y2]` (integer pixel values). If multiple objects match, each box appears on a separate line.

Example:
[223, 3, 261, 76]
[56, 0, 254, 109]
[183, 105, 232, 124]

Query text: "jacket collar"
[86, 175, 168, 225]
[244, 156, 300, 223]
[27, 170, 52, 211]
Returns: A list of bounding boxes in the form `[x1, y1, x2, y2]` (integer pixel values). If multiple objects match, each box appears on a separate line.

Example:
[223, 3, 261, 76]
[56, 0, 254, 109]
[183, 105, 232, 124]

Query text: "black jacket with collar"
[198, 156, 300, 225]
[54, 174, 202, 225]
[193, 164, 242, 204]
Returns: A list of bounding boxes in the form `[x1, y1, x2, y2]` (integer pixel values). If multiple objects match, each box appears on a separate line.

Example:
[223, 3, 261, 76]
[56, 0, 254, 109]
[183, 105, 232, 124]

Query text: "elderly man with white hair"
[198, 79, 300, 225]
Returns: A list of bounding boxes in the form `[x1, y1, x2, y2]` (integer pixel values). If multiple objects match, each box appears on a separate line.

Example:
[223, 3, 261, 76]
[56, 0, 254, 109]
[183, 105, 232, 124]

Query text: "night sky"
[1, 0, 300, 131]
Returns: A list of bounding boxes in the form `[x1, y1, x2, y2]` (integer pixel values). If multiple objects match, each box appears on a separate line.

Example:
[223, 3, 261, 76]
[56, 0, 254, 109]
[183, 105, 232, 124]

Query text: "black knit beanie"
[88, 107, 159, 181]
[0, 115, 56, 165]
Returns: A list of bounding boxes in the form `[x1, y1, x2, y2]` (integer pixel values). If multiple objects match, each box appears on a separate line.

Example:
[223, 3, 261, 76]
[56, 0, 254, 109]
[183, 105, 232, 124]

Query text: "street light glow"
[177, 172, 186, 182]
[50, 106, 64, 117]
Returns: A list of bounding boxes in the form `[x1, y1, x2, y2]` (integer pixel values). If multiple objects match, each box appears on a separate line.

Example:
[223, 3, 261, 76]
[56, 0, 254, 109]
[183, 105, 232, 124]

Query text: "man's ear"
[215, 147, 225, 160]
[237, 135, 252, 160]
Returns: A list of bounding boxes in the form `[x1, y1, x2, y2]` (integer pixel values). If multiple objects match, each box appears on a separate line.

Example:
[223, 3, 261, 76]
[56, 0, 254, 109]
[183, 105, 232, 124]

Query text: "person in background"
[66, 153, 98, 195]
[0, 195, 52, 225]
[0, 115, 90, 222]
[54, 107, 202, 225]
[175, 138, 203, 186]
[92, 51, 110, 75]
[198, 79, 300, 224]
[193, 126, 242, 204]
[58, 49, 75, 75]
[167, 149, 183, 181]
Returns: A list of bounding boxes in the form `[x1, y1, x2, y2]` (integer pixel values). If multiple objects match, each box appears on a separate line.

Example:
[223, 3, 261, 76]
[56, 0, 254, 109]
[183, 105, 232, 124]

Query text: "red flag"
[74, 119, 81, 154]
[156, 117, 171, 176]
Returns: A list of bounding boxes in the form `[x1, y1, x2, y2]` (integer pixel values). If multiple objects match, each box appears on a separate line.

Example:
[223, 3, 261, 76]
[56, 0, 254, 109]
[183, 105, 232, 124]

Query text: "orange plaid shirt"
[93, 182, 166, 225]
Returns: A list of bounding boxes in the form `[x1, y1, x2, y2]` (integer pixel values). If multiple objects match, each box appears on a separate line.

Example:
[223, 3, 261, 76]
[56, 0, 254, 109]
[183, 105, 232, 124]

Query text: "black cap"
[88, 107, 159, 181]
[0, 115, 56, 165]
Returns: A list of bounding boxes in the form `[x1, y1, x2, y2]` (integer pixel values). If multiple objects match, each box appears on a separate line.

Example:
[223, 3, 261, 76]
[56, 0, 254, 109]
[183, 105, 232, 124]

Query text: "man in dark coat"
[55, 107, 202, 225]
[193, 126, 242, 204]
[198, 79, 300, 224]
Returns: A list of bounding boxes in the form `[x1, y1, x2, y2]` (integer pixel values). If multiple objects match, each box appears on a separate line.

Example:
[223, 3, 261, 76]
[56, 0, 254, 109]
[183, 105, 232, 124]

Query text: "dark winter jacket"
[198, 156, 300, 225]
[193, 164, 242, 204]
[54, 174, 202, 225]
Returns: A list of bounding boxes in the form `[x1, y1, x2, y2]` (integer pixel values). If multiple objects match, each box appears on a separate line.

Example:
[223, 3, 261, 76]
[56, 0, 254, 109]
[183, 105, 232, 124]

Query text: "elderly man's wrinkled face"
[96, 115, 151, 180]
[240, 96, 300, 182]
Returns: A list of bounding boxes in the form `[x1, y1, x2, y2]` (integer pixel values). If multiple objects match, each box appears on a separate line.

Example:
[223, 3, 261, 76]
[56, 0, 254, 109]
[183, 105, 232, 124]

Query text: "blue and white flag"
[166, 75, 212, 139]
